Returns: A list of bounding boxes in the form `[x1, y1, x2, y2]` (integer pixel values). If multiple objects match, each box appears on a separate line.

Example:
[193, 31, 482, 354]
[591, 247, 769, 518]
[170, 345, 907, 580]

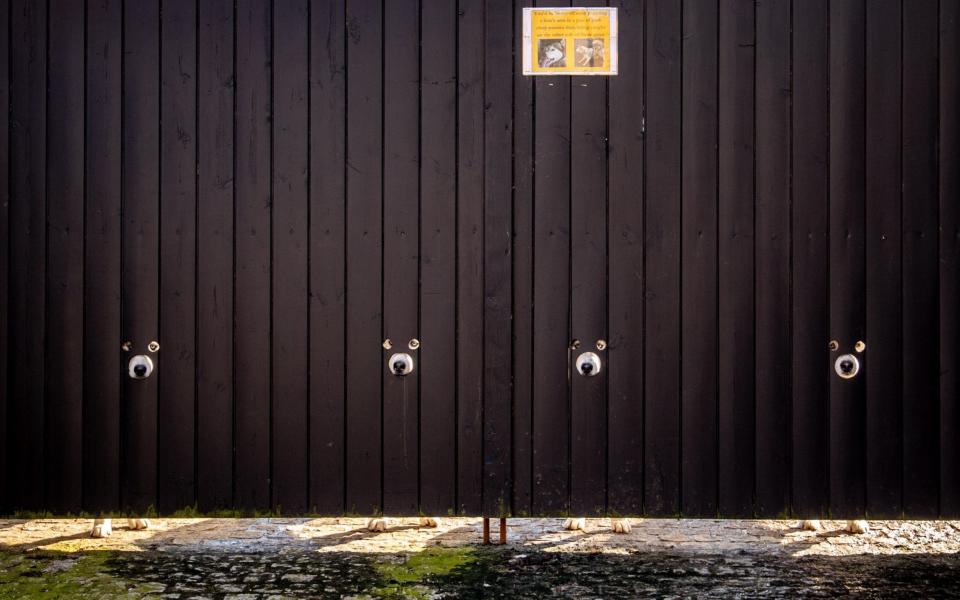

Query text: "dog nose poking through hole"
[834, 354, 859, 379]
[128, 355, 155, 380]
[388, 352, 414, 376]
[575, 352, 601, 377]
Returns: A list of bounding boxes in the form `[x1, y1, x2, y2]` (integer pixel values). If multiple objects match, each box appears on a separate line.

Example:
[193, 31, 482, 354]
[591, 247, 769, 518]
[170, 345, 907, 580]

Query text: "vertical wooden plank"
[196, 0, 236, 513]
[419, 0, 457, 516]
[483, 0, 513, 517]
[569, 1, 608, 518]
[863, 0, 902, 518]
[8, 0, 46, 511]
[754, 0, 791, 517]
[272, 0, 309, 514]
[0, 0, 8, 513]
[680, 0, 719, 518]
[196, 0, 235, 512]
[123, 0, 160, 513]
[791, 0, 830, 518]
[381, 0, 419, 516]
[457, 0, 484, 515]
[901, 0, 939, 518]
[941, 0, 960, 519]
[45, 0, 85, 513]
[345, 0, 383, 515]
[607, 0, 644, 516]
[84, 0, 123, 513]
[159, 0, 198, 513]
[530, 1, 571, 516]
[717, 0, 754, 518]
[309, 0, 347, 515]
[511, 0, 535, 517]
[829, 0, 867, 518]
[234, 0, 272, 510]
[643, 0, 682, 517]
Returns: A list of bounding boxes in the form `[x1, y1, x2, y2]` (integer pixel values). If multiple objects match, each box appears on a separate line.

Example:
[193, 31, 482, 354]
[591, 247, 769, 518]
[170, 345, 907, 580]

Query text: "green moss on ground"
[373, 547, 480, 599]
[0, 551, 163, 599]
[0, 544, 497, 599]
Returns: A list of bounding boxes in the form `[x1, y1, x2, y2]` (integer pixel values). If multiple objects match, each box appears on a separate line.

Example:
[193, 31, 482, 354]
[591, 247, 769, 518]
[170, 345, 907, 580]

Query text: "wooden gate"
[1, 0, 958, 519]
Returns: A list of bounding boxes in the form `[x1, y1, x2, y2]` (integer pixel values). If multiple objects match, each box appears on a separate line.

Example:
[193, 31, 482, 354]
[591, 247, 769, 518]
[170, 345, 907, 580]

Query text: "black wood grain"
[8, 0, 46, 511]
[309, 0, 347, 515]
[717, 0, 755, 518]
[83, 0, 123, 513]
[196, 0, 235, 512]
[382, 0, 420, 516]
[345, 0, 383, 515]
[234, 0, 272, 510]
[483, 0, 513, 517]
[45, 0, 85, 513]
[419, 0, 458, 517]
[680, 0, 719, 518]
[272, 0, 310, 515]
[4, 0, 957, 518]
[531, 0, 571, 517]
[158, 0, 198, 513]
[828, 0, 867, 518]
[0, 0, 8, 513]
[123, 0, 161, 513]
[791, 0, 830, 518]
[456, 0, 484, 516]
[644, 0, 682, 517]
[901, 0, 939, 518]
[607, 0, 644, 517]
[569, 0, 608, 519]
[510, 0, 535, 518]
[941, 0, 960, 519]
[754, 0, 792, 518]
[863, 0, 903, 519]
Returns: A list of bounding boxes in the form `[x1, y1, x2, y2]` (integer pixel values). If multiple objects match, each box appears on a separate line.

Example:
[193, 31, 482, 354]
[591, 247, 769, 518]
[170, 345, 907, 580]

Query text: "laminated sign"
[522, 7, 618, 76]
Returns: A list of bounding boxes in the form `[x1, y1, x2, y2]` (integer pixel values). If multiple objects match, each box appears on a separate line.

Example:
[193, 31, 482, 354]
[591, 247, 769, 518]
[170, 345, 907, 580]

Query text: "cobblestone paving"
[1, 519, 958, 598]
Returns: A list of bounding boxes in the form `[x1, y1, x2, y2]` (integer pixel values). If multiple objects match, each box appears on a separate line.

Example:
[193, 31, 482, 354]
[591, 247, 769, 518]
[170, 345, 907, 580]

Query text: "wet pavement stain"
[3, 547, 960, 599]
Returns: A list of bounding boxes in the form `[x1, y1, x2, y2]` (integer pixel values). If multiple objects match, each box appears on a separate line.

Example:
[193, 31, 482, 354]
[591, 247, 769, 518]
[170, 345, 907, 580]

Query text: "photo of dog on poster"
[538, 38, 566, 68]
[575, 38, 605, 68]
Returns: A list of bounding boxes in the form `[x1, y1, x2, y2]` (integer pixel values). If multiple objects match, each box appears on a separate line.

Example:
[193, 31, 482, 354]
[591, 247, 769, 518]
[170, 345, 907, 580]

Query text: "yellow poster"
[523, 7, 618, 76]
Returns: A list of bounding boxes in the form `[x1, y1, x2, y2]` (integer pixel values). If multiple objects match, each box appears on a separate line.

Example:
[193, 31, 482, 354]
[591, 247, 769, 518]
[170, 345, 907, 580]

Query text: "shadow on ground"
[3, 519, 960, 597]
[3, 545, 960, 598]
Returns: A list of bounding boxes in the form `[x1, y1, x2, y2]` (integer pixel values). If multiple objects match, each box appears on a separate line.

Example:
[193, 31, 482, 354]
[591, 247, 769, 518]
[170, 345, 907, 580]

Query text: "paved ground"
[1, 518, 959, 597]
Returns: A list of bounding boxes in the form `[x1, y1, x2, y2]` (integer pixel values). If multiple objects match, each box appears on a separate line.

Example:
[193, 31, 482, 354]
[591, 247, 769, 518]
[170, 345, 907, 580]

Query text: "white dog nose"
[834, 354, 859, 379]
[128, 355, 155, 380]
[575, 352, 601, 377]
[387, 353, 415, 376]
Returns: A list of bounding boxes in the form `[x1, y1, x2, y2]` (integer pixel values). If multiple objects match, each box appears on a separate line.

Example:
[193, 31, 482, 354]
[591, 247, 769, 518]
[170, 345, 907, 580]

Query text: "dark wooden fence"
[1, 0, 958, 519]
